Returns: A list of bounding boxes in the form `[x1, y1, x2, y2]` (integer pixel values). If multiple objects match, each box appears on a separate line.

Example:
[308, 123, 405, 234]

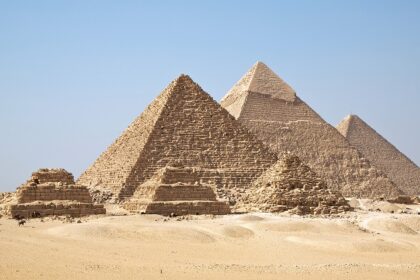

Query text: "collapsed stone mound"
[78, 74, 277, 204]
[242, 155, 352, 215]
[30, 168, 75, 185]
[9, 168, 105, 218]
[337, 115, 420, 196]
[221, 61, 401, 199]
[124, 166, 230, 216]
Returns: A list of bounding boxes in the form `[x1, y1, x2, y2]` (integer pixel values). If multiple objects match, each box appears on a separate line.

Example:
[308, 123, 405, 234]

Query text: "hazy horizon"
[1, 1, 419, 191]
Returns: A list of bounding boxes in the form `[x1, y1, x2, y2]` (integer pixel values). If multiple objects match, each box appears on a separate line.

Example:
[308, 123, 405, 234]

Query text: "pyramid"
[123, 166, 231, 216]
[78, 75, 278, 203]
[221, 62, 401, 199]
[337, 115, 420, 195]
[242, 155, 351, 215]
[9, 168, 105, 218]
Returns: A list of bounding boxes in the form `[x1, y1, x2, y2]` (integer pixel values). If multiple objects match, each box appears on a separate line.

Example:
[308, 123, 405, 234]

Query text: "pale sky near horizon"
[1, 1, 419, 191]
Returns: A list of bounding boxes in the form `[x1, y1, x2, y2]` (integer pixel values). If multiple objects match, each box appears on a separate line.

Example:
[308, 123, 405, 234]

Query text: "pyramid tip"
[173, 74, 195, 85]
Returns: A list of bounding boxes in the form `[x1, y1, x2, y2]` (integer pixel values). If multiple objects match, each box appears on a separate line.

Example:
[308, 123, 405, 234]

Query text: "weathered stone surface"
[30, 168, 75, 185]
[221, 61, 401, 199]
[124, 166, 230, 216]
[241, 155, 352, 215]
[78, 74, 278, 203]
[9, 169, 105, 218]
[387, 195, 420, 205]
[337, 115, 420, 196]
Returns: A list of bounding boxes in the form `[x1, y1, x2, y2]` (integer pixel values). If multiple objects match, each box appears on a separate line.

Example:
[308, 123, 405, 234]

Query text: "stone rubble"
[241, 155, 352, 215]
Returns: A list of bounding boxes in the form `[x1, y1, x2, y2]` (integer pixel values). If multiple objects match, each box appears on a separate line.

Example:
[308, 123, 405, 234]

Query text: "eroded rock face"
[242, 155, 352, 215]
[9, 168, 105, 218]
[30, 168, 75, 185]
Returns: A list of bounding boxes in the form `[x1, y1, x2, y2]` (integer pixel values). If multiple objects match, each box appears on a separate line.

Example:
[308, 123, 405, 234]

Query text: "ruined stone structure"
[337, 115, 420, 195]
[78, 75, 278, 203]
[242, 155, 351, 215]
[124, 166, 230, 216]
[221, 62, 401, 199]
[9, 169, 105, 218]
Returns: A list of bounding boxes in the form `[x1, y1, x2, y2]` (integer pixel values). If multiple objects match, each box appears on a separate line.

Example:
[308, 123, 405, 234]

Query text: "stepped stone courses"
[242, 155, 351, 215]
[124, 166, 230, 216]
[78, 75, 278, 203]
[221, 61, 401, 199]
[9, 169, 105, 218]
[337, 115, 420, 195]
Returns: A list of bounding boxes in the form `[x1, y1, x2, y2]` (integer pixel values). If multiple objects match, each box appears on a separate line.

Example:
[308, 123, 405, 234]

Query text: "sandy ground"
[1, 204, 420, 280]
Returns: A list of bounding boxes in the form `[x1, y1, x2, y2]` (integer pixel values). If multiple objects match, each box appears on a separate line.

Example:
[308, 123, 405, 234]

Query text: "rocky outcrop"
[242, 155, 352, 215]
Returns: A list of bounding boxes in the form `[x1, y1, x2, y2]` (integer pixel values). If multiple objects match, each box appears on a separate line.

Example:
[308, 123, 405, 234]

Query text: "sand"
[1, 209, 420, 279]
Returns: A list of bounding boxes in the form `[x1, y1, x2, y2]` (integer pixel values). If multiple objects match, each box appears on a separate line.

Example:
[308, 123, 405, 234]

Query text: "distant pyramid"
[78, 75, 278, 203]
[337, 115, 420, 195]
[221, 62, 401, 199]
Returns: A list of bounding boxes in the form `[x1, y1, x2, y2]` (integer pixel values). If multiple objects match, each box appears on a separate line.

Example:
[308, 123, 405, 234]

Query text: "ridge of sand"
[1, 207, 420, 279]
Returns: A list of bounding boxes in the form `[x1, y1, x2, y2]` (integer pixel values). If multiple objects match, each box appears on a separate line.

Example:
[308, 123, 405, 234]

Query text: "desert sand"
[1, 202, 420, 280]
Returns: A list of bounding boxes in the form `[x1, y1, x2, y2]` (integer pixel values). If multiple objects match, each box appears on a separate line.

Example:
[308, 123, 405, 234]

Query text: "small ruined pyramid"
[242, 155, 351, 215]
[337, 115, 420, 195]
[124, 166, 231, 216]
[221, 61, 401, 199]
[78, 74, 278, 202]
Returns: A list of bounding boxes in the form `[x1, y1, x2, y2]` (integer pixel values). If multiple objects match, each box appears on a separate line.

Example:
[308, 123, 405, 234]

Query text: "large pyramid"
[78, 75, 278, 203]
[221, 62, 401, 199]
[337, 115, 420, 195]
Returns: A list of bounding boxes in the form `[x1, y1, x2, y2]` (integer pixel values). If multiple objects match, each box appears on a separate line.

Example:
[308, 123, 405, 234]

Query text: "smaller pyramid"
[124, 166, 230, 216]
[242, 156, 351, 215]
[337, 115, 420, 195]
[9, 168, 105, 218]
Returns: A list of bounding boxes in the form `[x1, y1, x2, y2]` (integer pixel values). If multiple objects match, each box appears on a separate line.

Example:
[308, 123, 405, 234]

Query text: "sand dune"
[1, 211, 420, 279]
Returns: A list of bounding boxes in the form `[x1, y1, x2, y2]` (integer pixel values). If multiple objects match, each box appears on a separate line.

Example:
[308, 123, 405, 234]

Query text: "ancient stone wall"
[238, 94, 324, 123]
[143, 201, 230, 216]
[31, 168, 75, 184]
[17, 184, 92, 203]
[10, 202, 105, 218]
[337, 115, 420, 195]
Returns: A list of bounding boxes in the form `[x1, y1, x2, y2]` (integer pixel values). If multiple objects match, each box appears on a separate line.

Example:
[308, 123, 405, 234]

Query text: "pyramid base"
[8, 201, 106, 218]
[125, 200, 230, 216]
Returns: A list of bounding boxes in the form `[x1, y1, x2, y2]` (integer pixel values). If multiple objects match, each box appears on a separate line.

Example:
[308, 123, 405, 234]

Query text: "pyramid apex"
[173, 74, 194, 83]
[221, 61, 296, 107]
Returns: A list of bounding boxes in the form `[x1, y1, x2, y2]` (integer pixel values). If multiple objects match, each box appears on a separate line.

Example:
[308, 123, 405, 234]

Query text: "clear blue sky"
[1, 1, 419, 191]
